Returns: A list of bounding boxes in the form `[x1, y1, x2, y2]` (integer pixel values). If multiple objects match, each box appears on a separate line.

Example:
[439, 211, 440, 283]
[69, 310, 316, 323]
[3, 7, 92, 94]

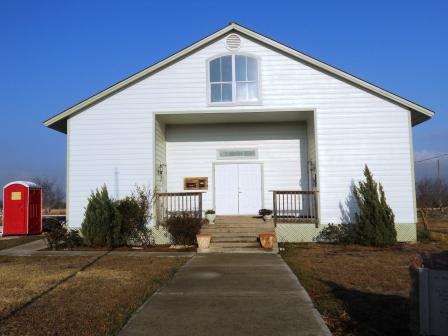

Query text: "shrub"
[315, 223, 357, 245]
[43, 217, 62, 233]
[65, 229, 84, 248]
[43, 218, 83, 250]
[164, 213, 203, 245]
[116, 186, 153, 246]
[417, 228, 432, 242]
[81, 186, 122, 248]
[205, 209, 215, 215]
[353, 165, 397, 247]
[44, 219, 68, 250]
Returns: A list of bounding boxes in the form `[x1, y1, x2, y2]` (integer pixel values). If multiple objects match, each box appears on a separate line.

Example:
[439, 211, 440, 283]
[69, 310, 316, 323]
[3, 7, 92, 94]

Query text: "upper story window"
[209, 55, 259, 104]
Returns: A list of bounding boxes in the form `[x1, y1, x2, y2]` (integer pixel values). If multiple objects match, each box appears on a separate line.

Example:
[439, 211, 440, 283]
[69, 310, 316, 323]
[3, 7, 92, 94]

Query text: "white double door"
[215, 163, 262, 215]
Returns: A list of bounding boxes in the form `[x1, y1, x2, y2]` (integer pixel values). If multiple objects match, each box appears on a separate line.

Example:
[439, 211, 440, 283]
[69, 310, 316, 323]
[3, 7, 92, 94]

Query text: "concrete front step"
[198, 247, 278, 254]
[201, 228, 274, 234]
[210, 241, 260, 248]
[213, 217, 270, 221]
[201, 232, 259, 237]
[198, 216, 277, 253]
[202, 225, 274, 229]
[211, 221, 273, 226]
[211, 236, 258, 242]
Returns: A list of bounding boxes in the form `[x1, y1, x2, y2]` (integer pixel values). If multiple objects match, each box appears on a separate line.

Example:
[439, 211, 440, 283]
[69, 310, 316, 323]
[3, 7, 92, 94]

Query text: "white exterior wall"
[154, 119, 167, 192]
[165, 122, 308, 211]
[67, 33, 415, 228]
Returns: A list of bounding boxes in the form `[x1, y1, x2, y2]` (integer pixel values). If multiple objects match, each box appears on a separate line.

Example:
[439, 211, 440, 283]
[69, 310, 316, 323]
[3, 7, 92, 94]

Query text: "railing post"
[198, 193, 203, 219]
[314, 191, 319, 226]
[273, 191, 277, 226]
[155, 193, 160, 226]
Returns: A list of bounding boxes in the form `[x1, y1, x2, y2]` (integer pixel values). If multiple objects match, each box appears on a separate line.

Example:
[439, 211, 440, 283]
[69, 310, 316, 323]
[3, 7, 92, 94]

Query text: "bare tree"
[32, 177, 65, 214]
[416, 178, 448, 230]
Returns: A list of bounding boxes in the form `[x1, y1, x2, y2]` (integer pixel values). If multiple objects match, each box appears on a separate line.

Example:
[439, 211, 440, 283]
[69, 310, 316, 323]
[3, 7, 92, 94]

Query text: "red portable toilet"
[2, 181, 42, 235]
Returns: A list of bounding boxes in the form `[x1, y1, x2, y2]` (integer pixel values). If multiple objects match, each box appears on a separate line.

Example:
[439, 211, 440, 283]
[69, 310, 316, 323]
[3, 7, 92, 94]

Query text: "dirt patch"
[0, 236, 44, 250]
[281, 242, 448, 336]
[0, 255, 188, 335]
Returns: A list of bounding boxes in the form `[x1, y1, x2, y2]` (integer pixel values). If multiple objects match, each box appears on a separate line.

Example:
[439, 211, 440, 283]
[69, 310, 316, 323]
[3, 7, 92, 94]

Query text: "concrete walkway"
[0, 238, 47, 255]
[119, 254, 331, 336]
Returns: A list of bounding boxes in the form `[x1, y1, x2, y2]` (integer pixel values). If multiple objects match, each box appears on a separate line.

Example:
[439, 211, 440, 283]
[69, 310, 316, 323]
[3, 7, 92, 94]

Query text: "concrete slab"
[0, 238, 47, 254]
[119, 254, 331, 336]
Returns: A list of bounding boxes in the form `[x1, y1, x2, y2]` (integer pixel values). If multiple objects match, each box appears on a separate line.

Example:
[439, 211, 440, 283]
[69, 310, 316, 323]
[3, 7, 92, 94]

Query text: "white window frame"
[207, 53, 262, 106]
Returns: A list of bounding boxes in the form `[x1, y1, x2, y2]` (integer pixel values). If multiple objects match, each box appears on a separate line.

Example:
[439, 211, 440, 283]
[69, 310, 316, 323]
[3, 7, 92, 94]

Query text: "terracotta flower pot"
[259, 232, 275, 249]
[196, 234, 211, 249]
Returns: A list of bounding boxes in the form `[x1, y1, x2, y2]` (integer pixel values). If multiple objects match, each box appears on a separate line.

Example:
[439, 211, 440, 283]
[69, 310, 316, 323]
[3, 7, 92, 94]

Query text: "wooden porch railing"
[272, 190, 318, 225]
[155, 192, 203, 225]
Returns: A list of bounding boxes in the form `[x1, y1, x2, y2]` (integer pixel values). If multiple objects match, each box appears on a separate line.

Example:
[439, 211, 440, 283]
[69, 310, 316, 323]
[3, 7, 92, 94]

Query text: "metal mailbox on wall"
[2, 181, 42, 235]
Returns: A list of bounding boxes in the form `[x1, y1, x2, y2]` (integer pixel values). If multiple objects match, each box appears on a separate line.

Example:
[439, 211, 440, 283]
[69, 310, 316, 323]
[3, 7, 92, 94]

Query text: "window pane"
[247, 82, 258, 101]
[236, 82, 247, 101]
[221, 56, 232, 82]
[247, 57, 258, 81]
[235, 55, 246, 81]
[210, 58, 221, 82]
[211, 83, 221, 102]
[222, 83, 232, 101]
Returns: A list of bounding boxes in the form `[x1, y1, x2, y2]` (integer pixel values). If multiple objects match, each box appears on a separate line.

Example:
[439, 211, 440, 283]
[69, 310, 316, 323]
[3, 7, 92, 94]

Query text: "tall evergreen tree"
[81, 185, 122, 248]
[353, 165, 397, 247]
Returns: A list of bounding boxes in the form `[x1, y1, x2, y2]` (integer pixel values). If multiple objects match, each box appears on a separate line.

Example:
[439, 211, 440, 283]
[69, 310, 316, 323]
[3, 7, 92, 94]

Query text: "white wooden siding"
[68, 104, 153, 227]
[306, 115, 316, 189]
[67, 34, 415, 227]
[165, 122, 308, 211]
[154, 118, 166, 192]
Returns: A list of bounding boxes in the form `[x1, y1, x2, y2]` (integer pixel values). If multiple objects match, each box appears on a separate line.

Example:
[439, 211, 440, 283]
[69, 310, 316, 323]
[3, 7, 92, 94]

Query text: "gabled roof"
[44, 22, 434, 133]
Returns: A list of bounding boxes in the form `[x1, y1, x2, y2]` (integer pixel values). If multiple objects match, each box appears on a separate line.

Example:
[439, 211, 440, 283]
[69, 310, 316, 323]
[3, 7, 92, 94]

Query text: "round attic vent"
[225, 34, 241, 51]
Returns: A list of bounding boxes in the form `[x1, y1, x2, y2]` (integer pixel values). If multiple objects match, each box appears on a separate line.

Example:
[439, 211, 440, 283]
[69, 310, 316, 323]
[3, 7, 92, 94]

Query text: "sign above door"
[184, 177, 208, 190]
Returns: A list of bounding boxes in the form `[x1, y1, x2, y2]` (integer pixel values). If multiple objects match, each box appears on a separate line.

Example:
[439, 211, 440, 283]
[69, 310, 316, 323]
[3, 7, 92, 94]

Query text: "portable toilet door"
[28, 187, 42, 234]
[2, 181, 42, 235]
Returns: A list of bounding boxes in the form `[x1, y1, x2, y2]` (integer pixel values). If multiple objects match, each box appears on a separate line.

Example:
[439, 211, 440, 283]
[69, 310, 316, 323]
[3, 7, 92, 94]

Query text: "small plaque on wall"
[184, 177, 208, 190]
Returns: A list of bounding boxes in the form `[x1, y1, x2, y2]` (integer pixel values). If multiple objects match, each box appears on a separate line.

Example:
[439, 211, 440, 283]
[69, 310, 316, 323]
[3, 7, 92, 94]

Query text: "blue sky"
[1, 0, 447, 196]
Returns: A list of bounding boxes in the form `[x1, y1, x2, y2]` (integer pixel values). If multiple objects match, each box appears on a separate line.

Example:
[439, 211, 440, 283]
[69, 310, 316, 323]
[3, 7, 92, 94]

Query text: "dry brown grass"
[0, 256, 97, 319]
[417, 208, 448, 235]
[47, 209, 66, 215]
[0, 255, 188, 336]
[0, 236, 44, 250]
[281, 242, 448, 336]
